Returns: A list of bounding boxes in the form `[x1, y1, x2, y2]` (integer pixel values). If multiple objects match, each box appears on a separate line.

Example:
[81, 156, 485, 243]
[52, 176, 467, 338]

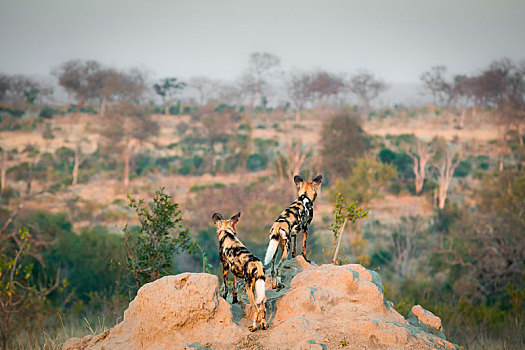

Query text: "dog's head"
[294, 175, 323, 201]
[212, 212, 241, 235]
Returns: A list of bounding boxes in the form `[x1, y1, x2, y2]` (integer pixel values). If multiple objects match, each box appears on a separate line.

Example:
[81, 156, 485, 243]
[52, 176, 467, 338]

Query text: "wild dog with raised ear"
[264, 175, 322, 288]
[212, 212, 267, 331]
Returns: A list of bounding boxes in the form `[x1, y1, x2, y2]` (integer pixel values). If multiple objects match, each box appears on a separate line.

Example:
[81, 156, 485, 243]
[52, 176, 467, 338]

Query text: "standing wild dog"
[212, 212, 267, 331]
[264, 175, 322, 288]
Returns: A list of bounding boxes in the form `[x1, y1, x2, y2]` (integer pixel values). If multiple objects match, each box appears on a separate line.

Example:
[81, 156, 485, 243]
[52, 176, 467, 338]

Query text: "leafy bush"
[123, 188, 199, 288]
[189, 182, 226, 192]
[66, 105, 98, 114]
[7, 162, 29, 181]
[39, 107, 60, 119]
[453, 160, 471, 178]
[0, 187, 19, 205]
[8, 109, 25, 118]
[169, 103, 180, 115]
[246, 153, 268, 172]
[178, 156, 204, 175]
[133, 153, 154, 176]
[155, 155, 179, 170]
[378, 148, 396, 164]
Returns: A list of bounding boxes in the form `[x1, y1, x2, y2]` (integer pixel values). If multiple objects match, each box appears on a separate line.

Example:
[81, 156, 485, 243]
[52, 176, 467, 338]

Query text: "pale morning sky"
[1, 0, 524, 86]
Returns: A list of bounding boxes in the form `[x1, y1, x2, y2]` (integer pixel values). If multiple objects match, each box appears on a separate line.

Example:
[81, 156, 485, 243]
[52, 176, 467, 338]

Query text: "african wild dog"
[212, 212, 267, 331]
[264, 175, 322, 288]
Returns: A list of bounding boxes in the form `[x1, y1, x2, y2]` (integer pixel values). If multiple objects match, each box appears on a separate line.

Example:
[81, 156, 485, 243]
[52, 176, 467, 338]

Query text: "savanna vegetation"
[0, 54, 524, 349]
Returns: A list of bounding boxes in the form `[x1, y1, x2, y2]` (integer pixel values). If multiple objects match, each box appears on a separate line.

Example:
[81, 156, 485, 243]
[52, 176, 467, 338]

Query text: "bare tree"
[0, 149, 8, 192]
[286, 70, 313, 122]
[348, 70, 388, 114]
[309, 70, 345, 110]
[432, 137, 463, 209]
[99, 102, 159, 191]
[2, 75, 40, 109]
[450, 75, 477, 128]
[71, 138, 90, 187]
[472, 59, 525, 169]
[0, 74, 8, 103]
[244, 52, 281, 109]
[218, 81, 247, 106]
[188, 76, 217, 105]
[391, 216, 424, 280]
[420, 65, 452, 106]
[53, 59, 103, 114]
[96, 68, 127, 116]
[407, 138, 431, 194]
[287, 138, 314, 180]
[196, 105, 241, 175]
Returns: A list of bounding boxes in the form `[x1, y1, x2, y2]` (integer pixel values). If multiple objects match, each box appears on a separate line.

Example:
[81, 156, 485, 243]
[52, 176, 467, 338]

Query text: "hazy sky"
[1, 0, 524, 83]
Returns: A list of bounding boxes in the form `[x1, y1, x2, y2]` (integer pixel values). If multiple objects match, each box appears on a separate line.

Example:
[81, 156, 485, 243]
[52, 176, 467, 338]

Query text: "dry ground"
[1, 111, 500, 233]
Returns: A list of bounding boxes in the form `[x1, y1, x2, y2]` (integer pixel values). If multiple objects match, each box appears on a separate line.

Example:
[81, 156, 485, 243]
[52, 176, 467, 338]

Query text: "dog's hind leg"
[275, 238, 289, 289]
[246, 281, 259, 332]
[221, 265, 229, 300]
[232, 275, 238, 303]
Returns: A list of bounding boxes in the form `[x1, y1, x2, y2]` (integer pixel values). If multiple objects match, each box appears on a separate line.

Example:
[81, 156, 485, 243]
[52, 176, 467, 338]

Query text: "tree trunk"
[438, 185, 447, 209]
[518, 124, 523, 147]
[458, 107, 466, 129]
[26, 162, 33, 196]
[437, 147, 462, 210]
[295, 107, 301, 123]
[409, 140, 429, 195]
[499, 125, 508, 172]
[165, 104, 170, 115]
[0, 151, 6, 192]
[123, 139, 131, 191]
[72, 144, 80, 186]
[253, 85, 260, 110]
[99, 95, 107, 116]
[332, 219, 348, 264]
[415, 176, 424, 194]
[76, 99, 83, 116]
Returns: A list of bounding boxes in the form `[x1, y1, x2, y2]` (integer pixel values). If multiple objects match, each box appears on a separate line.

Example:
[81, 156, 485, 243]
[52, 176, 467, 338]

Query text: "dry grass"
[12, 314, 114, 350]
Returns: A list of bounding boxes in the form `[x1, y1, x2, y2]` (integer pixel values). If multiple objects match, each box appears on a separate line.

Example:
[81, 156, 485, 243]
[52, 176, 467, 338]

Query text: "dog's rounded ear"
[230, 212, 241, 223]
[212, 213, 223, 224]
[294, 175, 304, 187]
[312, 175, 323, 187]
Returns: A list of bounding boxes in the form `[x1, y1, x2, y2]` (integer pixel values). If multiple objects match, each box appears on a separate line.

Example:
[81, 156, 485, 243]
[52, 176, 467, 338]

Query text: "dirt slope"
[63, 257, 458, 350]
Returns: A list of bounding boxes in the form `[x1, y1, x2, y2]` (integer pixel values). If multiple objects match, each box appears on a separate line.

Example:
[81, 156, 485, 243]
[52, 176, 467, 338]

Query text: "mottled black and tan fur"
[264, 175, 322, 288]
[212, 212, 267, 331]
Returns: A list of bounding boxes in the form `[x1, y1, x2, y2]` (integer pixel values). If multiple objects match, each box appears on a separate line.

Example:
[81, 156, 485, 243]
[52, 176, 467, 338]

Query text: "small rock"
[410, 305, 443, 331]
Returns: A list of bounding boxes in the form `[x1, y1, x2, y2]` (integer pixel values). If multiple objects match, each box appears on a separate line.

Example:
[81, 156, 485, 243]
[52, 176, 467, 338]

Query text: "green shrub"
[123, 188, 199, 288]
[169, 103, 180, 115]
[378, 148, 396, 163]
[246, 153, 268, 172]
[7, 162, 29, 181]
[155, 156, 179, 170]
[39, 107, 60, 119]
[133, 153, 154, 176]
[8, 109, 25, 118]
[454, 160, 471, 178]
[189, 182, 226, 192]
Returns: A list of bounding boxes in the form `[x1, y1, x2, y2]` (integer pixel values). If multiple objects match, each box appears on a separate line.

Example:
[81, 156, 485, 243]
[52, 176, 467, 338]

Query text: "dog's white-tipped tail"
[264, 239, 279, 265]
[255, 278, 266, 304]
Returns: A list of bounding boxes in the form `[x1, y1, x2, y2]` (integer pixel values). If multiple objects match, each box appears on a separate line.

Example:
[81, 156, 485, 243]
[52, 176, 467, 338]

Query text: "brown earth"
[62, 257, 458, 350]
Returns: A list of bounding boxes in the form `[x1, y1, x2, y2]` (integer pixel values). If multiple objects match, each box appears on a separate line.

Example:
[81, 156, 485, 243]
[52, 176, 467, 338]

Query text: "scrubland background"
[0, 54, 524, 349]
